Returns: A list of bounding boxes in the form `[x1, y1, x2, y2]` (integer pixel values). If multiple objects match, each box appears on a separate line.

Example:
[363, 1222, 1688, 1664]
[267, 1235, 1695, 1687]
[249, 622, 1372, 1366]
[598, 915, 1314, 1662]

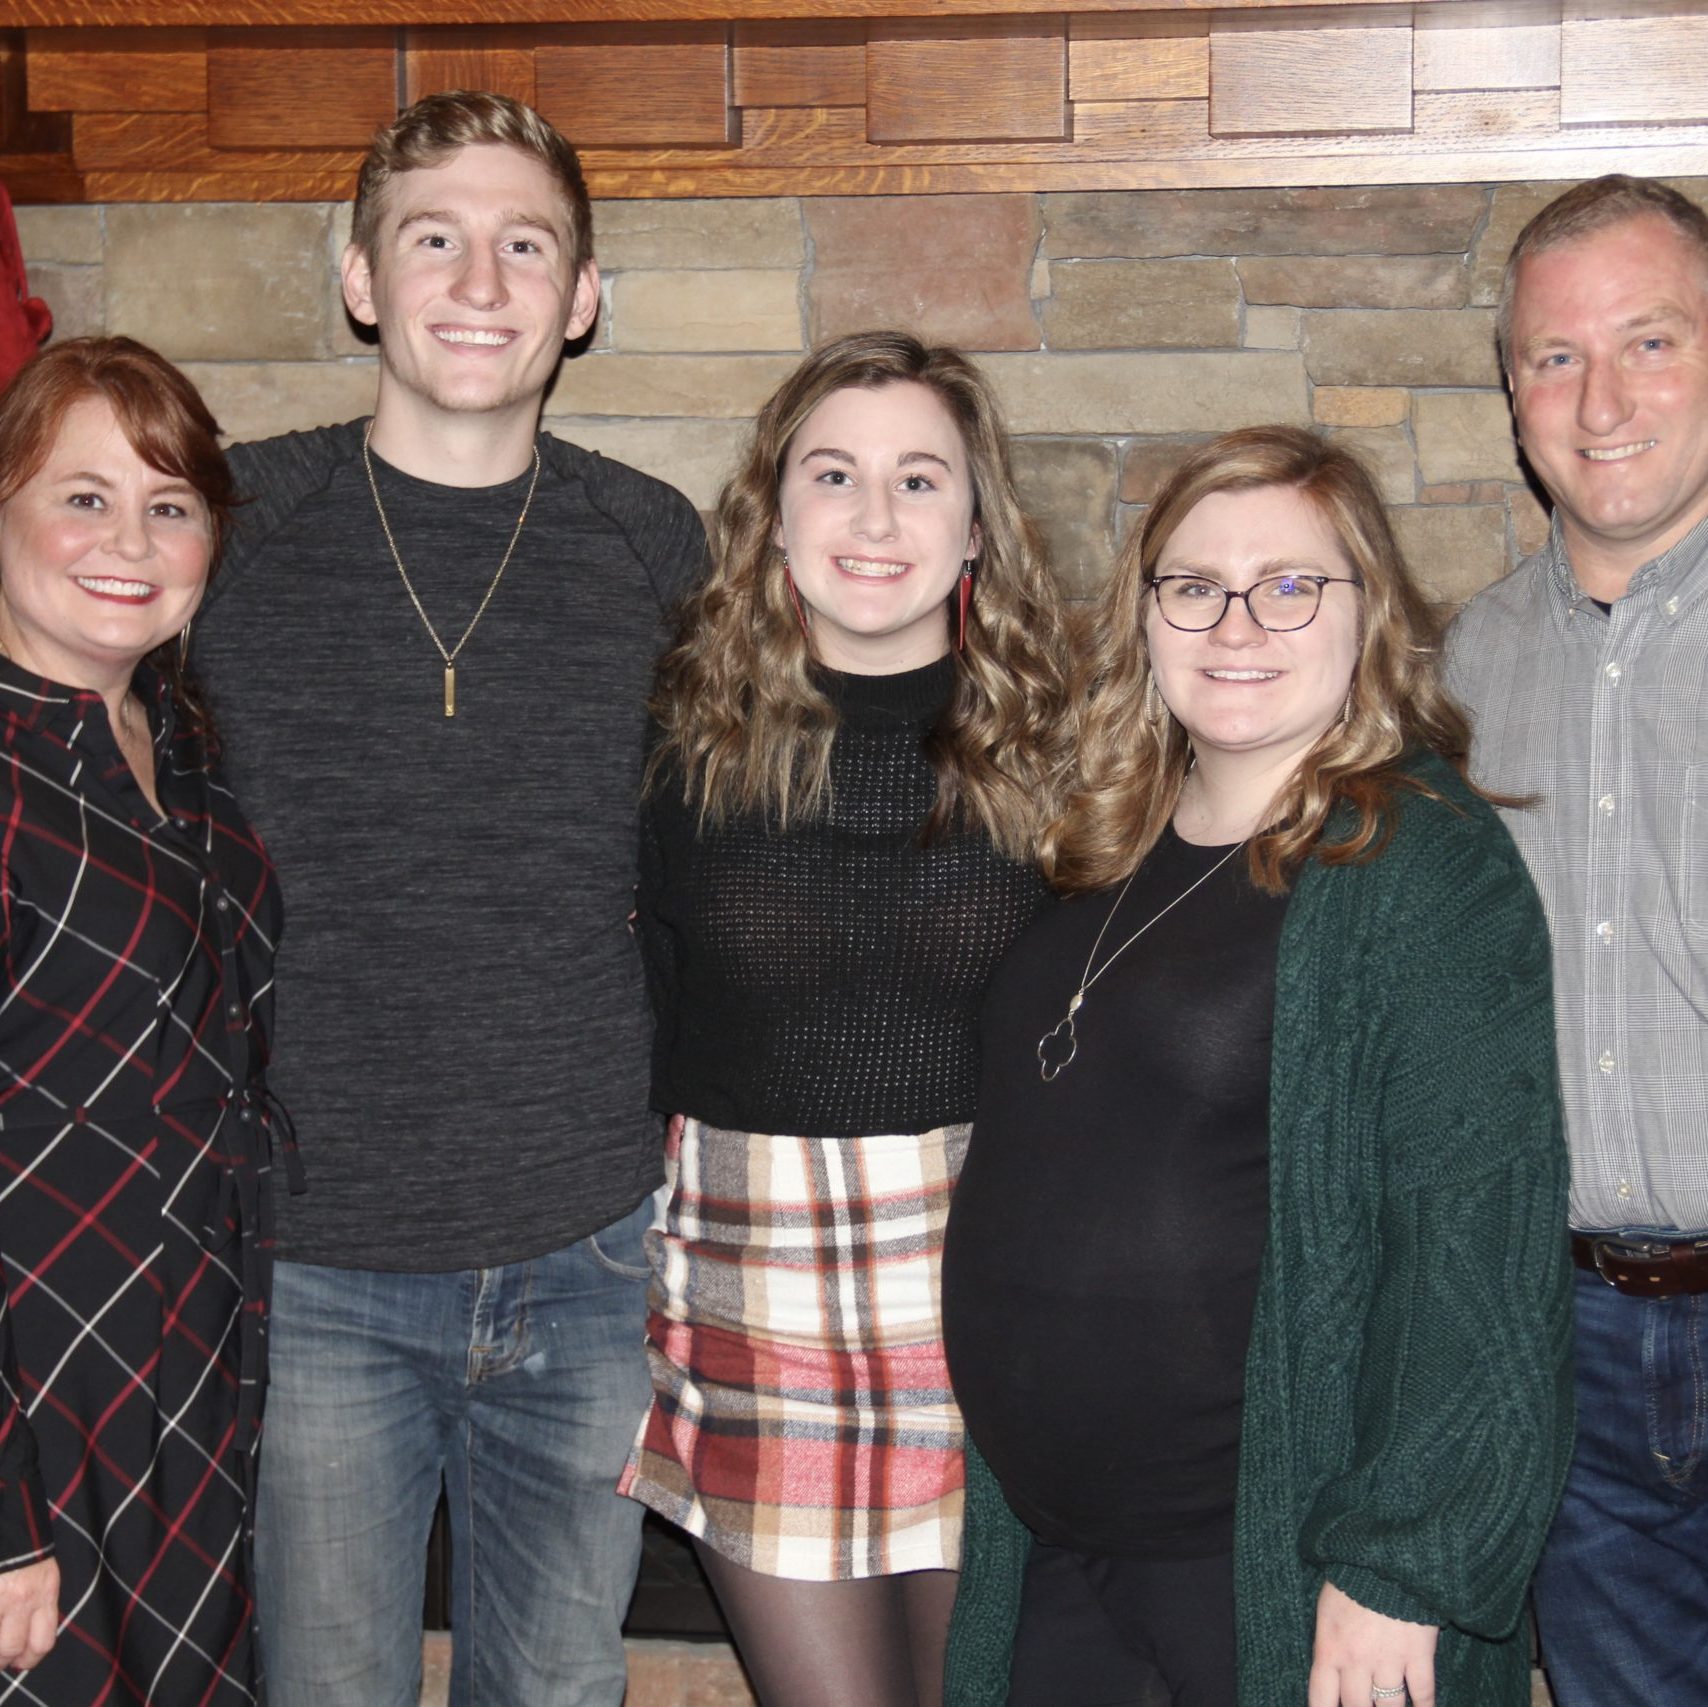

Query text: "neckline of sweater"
[820, 654, 955, 730]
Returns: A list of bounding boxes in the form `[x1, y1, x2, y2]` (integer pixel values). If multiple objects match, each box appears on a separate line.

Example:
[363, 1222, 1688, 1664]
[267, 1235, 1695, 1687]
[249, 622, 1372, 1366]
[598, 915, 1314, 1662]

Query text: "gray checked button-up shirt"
[1446, 514, 1708, 1234]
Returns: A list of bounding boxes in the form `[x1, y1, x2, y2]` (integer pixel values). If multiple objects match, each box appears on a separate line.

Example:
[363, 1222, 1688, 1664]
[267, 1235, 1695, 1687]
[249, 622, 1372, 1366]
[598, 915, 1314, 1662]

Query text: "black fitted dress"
[0, 660, 288, 1704]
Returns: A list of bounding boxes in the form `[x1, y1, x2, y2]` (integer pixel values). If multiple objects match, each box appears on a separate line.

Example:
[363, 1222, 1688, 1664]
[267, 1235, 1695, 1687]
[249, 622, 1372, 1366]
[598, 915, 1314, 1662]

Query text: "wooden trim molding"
[4, 1, 1708, 202]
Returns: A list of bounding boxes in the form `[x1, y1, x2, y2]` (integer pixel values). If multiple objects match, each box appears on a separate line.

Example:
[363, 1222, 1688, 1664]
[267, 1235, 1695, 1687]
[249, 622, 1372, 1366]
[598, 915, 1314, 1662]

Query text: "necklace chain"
[1038, 838, 1246, 1083]
[362, 422, 542, 717]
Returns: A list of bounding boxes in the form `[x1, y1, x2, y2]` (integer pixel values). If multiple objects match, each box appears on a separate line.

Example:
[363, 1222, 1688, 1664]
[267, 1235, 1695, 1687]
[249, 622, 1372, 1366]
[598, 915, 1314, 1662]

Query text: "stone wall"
[21, 178, 1699, 604]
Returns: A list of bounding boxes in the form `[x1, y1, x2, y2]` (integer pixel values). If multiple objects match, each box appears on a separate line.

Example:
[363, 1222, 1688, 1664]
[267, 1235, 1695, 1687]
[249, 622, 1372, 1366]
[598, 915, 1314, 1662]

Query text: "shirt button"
[172, 817, 187, 830]
[1665, 597, 1680, 616]
[1598, 794, 1615, 816]
[1603, 661, 1622, 681]
[1598, 1050, 1617, 1074]
[215, 896, 229, 913]
[1617, 1179, 1633, 1199]
[1596, 920, 1614, 943]
[226, 1002, 241, 1019]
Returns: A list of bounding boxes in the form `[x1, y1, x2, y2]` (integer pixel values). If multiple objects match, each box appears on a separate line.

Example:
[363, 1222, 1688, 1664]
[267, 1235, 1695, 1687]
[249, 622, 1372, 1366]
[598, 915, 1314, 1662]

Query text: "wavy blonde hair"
[649, 331, 1071, 859]
[1046, 426, 1475, 895]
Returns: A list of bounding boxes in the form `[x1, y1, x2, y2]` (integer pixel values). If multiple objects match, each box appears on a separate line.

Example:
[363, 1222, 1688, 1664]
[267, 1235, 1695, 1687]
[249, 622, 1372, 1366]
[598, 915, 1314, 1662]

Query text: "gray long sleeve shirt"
[1446, 513, 1708, 1233]
[195, 421, 704, 1271]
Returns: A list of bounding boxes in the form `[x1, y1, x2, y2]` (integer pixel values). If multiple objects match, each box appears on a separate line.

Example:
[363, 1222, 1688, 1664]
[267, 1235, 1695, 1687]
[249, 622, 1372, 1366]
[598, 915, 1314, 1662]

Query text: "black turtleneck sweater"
[636, 657, 1049, 1138]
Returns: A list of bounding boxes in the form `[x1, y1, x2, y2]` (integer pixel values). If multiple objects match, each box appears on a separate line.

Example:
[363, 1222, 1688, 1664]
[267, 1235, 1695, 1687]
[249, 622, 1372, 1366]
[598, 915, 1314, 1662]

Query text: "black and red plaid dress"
[0, 659, 287, 1705]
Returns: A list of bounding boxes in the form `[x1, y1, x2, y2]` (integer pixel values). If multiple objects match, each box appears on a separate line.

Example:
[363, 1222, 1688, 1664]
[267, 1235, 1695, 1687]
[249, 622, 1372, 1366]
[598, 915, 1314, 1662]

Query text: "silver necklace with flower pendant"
[1037, 839, 1247, 1082]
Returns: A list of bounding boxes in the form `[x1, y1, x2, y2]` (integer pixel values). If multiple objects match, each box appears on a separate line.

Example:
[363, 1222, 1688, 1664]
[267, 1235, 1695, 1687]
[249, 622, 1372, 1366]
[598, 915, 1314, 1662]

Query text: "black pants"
[1005, 1539, 1238, 1707]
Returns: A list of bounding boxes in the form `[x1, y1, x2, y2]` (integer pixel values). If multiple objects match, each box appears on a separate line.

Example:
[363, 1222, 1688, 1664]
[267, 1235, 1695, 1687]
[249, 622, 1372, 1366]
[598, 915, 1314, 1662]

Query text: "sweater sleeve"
[215, 425, 361, 603]
[943, 1438, 1032, 1707]
[0, 1279, 53, 1573]
[634, 782, 682, 1116]
[1298, 802, 1574, 1637]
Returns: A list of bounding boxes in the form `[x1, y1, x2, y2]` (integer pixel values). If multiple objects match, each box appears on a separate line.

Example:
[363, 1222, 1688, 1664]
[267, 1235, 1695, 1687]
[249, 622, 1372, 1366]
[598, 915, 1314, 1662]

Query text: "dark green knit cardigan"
[945, 754, 1574, 1707]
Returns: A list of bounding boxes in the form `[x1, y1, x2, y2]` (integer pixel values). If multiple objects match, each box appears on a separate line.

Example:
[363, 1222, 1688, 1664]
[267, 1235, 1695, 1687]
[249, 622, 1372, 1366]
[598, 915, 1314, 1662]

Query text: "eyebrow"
[53, 469, 200, 501]
[395, 207, 562, 239]
[797, 447, 955, 472]
[1161, 558, 1330, 581]
[1521, 303, 1693, 356]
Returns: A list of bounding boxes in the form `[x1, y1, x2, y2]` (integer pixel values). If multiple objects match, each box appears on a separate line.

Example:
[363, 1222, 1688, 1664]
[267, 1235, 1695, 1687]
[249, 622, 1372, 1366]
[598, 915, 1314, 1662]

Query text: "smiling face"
[1509, 214, 1708, 593]
[342, 141, 599, 435]
[774, 380, 981, 674]
[1146, 484, 1362, 779]
[0, 395, 212, 692]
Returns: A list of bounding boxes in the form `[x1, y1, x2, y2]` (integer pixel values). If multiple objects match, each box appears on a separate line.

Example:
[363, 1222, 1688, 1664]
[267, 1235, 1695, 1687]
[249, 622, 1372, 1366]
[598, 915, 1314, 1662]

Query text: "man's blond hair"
[351, 90, 593, 270]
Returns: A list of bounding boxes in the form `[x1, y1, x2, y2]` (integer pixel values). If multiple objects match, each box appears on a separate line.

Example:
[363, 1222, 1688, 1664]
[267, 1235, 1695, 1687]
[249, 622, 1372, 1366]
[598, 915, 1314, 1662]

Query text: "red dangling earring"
[956, 561, 974, 653]
[783, 554, 811, 639]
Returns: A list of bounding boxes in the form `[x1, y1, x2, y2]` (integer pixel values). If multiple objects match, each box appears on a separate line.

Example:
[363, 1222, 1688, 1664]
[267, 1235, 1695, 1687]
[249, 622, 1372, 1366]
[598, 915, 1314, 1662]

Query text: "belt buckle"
[1590, 1238, 1623, 1287]
[1589, 1236, 1665, 1287]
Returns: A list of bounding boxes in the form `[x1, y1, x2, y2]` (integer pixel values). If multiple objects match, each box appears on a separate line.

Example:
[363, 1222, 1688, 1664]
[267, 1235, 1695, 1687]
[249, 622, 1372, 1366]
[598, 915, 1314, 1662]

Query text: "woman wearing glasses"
[940, 427, 1572, 1707]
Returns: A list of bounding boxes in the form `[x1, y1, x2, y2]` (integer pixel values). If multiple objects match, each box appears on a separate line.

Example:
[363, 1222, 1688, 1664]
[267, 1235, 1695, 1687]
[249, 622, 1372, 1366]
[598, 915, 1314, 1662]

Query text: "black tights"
[694, 1541, 958, 1707]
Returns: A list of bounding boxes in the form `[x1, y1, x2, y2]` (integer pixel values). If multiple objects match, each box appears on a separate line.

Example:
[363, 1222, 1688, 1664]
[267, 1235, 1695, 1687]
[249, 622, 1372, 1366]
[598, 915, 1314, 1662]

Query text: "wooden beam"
[1070, 14, 1208, 103]
[404, 26, 536, 106]
[0, 0, 1468, 24]
[1413, 2, 1558, 93]
[1561, 12, 1708, 126]
[0, 28, 68, 151]
[1210, 13, 1413, 136]
[733, 20, 864, 107]
[536, 24, 735, 146]
[28, 26, 206, 111]
[74, 108, 364, 174]
[206, 27, 396, 150]
[867, 17, 1068, 142]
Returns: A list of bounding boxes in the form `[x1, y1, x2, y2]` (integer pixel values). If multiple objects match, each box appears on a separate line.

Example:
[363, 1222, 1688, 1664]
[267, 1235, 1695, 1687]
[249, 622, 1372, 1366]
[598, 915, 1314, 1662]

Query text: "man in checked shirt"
[1447, 174, 1708, 1702]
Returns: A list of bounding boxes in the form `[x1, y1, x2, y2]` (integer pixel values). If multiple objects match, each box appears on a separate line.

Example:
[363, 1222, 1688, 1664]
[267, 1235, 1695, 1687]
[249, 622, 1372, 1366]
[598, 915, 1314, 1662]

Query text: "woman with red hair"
[0, 336, 286, 1703]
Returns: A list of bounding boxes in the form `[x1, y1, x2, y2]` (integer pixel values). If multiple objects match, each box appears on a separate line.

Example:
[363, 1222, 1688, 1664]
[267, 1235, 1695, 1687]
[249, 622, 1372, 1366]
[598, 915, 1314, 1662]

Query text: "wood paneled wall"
[5, 0, 1708, 202]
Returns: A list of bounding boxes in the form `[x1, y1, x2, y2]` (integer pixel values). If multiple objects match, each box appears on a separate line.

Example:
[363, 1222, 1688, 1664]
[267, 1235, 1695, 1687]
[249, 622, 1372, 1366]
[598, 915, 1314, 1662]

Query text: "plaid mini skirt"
[619, 1118, 970, 1581]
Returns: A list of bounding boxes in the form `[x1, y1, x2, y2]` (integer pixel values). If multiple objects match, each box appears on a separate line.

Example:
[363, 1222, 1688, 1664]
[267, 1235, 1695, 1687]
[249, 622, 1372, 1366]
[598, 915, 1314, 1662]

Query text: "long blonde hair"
[649, 331, 1071, 859]
[1046, 426, 1475, 894]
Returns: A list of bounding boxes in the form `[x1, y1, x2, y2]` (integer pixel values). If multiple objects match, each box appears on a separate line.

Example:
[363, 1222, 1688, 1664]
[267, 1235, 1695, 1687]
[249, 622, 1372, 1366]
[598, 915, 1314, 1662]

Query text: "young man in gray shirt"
[194, 93, 703, 1706]
[1446, 173, 1708, 1703]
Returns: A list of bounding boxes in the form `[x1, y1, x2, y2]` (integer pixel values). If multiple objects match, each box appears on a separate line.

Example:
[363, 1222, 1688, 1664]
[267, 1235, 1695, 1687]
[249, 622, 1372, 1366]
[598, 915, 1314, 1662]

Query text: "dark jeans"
[1005, 1539, 1236, 1707]
[1533, 1266, 1708, 1703]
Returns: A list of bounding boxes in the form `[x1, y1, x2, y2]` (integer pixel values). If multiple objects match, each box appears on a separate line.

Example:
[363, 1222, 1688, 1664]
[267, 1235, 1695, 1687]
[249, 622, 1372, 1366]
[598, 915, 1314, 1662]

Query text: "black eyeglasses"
[1146, 573, 1364, 633]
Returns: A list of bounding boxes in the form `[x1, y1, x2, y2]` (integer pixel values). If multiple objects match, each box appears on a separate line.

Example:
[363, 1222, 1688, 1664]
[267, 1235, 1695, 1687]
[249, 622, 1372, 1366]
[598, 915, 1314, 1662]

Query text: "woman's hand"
[1308, 1580, 1437, 1707]
[666, 1114, 685, 1161]
[0, 1556, 56, 1670]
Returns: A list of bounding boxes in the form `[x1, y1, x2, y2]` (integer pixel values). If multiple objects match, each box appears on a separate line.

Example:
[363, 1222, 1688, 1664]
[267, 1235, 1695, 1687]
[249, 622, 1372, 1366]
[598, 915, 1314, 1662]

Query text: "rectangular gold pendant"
[444, 662, 456, 718]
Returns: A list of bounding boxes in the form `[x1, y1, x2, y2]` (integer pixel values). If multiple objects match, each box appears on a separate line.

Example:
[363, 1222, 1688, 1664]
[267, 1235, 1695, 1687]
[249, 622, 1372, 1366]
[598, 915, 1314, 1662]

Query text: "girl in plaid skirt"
[622, 331, 1071, 1707]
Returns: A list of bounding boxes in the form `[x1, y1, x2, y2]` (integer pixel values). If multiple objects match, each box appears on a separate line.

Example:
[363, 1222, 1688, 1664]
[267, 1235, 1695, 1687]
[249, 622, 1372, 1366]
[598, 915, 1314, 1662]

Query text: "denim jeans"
[1532, 1265, 1708, 1704]
[254, 1197, 654, 1707]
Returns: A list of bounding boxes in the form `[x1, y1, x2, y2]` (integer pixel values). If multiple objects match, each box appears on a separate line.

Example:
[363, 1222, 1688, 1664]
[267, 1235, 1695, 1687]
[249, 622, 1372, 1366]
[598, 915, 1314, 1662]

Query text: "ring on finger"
[1371, 1688, 1407, 1702]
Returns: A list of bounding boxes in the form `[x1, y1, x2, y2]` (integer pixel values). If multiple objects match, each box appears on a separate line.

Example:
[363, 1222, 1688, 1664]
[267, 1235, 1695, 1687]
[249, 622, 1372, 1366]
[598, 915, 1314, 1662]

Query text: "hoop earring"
[1144, 674, 1168, 726]
[782, 555, 810, 639]
[178, 620, 193, 673]
[956, 561, 974, 653]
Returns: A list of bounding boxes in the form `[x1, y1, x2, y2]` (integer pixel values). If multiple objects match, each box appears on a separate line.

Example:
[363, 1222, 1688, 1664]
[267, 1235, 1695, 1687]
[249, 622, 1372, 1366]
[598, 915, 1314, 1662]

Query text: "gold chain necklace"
[1037, 839, 1246, 1082]
[362, 423, 542, 717]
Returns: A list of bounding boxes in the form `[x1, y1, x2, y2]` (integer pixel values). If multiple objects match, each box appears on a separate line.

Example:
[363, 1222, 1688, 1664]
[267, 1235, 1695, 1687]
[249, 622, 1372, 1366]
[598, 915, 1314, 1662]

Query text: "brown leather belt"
[1571, 1233, 1708, 1298]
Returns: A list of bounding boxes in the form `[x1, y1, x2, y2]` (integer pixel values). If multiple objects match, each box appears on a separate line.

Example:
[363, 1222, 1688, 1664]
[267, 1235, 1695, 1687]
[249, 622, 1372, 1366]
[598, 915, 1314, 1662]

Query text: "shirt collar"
[0, 655, 174, 756]
[1546, 508, 1708, 617]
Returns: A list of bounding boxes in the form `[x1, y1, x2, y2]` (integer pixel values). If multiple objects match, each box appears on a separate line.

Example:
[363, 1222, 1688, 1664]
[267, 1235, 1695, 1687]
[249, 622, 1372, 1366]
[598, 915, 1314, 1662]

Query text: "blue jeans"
[254, 1198, 654, 1707]
[1532, 1265, 1708, 1703]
